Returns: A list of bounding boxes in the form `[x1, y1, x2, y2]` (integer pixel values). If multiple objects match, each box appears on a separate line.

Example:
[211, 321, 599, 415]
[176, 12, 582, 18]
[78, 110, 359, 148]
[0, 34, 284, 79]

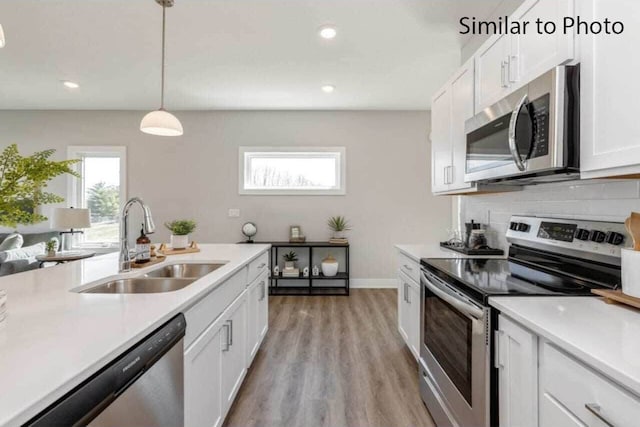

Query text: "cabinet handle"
[222, 323, 231, 352]
[585, 403, 615, 427]
[501, 60, 509, 88]
[258, 263, 266, 269]
[403, 264, 413, 271]
[443, 167, 448, 185]
[448, 165, 454, 184]
[259, 281, 266, 301]
[508, 55, 519, 83]
[406, 283, 411, 304]
[494, 330, 504, 369]
[226, 319, 233, 347]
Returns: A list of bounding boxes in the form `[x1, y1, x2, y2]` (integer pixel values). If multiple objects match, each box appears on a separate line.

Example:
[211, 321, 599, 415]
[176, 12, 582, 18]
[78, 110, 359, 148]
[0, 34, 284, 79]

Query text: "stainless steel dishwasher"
[25, 314, 186, 427]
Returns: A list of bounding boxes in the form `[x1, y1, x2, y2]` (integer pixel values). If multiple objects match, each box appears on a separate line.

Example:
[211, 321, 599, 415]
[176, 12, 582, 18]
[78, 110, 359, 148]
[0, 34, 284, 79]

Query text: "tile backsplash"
[457, 180, 640, 249]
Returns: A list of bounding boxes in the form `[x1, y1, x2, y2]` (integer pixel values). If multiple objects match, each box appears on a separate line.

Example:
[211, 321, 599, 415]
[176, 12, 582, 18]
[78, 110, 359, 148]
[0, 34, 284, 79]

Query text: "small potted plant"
[328, 216, 351, 240]
[165, 219, 197, 249]
[45, 239, 58, 256]
[282, 251, 298, 270]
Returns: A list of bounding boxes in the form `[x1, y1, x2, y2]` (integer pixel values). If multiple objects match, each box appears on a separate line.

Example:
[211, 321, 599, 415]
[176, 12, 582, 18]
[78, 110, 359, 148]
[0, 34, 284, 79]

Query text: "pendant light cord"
[160, 3, 166, 110]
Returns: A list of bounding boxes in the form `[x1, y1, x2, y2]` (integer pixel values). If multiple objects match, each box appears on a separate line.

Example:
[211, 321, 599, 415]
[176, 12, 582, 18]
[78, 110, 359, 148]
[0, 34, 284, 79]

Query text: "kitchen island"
[0, 243, 270, 427]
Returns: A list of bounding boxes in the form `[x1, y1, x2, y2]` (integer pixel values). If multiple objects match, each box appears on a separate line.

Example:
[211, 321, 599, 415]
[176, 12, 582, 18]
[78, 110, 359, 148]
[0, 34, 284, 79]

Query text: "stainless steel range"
[419, 215, 629, 427]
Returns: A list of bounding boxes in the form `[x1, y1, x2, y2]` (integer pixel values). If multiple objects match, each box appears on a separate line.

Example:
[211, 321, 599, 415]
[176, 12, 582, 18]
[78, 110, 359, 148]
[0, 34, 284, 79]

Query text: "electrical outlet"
[228, 208, 240, 218]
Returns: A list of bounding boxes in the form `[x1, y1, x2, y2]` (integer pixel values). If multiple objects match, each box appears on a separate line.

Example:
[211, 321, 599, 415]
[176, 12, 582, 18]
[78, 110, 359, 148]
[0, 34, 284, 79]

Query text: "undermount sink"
[81, 277, 195, 294]
[80, 262, 227, 294]
[143, 263, 226, 279]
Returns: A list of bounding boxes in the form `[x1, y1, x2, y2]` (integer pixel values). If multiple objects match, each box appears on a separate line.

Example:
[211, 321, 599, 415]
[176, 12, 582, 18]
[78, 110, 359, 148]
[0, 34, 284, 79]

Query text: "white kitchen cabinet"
[247, 271, 268, 364]
[475, 33, 512, 112]
[398, 269, 420, 361]
[496, 314, 538, 427]
[431, 58, 476, 195]
[221, 291, 248, 414]
[579, 0, 640, 179]
[184, 312, 226, 427]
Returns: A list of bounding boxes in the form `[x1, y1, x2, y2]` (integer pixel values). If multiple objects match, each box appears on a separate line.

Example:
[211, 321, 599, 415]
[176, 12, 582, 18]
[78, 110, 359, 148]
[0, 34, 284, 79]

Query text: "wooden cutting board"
[158, 241, 201, 255]
[592, 289, 640, 310]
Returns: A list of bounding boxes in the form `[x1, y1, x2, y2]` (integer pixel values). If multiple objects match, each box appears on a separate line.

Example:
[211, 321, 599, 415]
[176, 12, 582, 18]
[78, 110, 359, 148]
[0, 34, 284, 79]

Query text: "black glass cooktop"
[421, 252, 620, 305]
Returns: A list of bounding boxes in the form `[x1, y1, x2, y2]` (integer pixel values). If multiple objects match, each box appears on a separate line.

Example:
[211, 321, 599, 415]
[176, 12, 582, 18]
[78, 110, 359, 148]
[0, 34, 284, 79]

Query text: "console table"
[251, 241, 350, 296]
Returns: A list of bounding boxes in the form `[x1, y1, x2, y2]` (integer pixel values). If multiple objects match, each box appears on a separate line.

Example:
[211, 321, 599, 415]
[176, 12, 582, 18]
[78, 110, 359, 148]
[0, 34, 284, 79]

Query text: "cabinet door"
[407, 280, 421, 360]
[579, 0, 640, 178]
[247, 272, 268, 363]
[539, 392, 586, 427]
[257, 275, 269, 343]
[397, 274, 410, 344]
[184, 315, 225, 427]
[221, 292, 248, 413]
[510, 0, 574, 89]
[431, 86, 452, 193]
[497, 315, 538, 427]
[475, 33, 511, 111]
[449, 59, 475, 191]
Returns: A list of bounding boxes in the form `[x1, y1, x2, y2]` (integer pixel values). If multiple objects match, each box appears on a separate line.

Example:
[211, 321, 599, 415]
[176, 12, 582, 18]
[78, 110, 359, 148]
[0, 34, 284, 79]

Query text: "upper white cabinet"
[475, 0, 575, 112]
[431, 58, 476, 194]
[579, 0, 640, 179]
[496, 315, 538, 427]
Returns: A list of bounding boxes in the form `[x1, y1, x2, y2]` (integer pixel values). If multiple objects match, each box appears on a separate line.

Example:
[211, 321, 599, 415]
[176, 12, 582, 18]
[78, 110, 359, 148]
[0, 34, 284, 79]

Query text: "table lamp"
[52, 208, 91, 251]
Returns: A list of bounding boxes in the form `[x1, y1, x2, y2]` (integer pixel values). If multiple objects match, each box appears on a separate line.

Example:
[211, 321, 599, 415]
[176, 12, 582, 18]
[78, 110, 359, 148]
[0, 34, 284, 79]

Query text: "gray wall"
[0, 110, 451, 284]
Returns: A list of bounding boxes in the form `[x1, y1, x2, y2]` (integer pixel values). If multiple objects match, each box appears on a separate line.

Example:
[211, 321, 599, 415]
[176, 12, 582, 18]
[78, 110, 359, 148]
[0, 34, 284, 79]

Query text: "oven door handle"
[508, 94, 530, 172]
[421, 271, 484, 320]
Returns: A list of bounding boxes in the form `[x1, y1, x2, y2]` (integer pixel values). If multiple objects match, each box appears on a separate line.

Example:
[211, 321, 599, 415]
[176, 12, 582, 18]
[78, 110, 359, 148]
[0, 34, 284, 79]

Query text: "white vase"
[321, 260, 339, 277]
[171, 234, 189, 249]
[621, 248, 640, 298]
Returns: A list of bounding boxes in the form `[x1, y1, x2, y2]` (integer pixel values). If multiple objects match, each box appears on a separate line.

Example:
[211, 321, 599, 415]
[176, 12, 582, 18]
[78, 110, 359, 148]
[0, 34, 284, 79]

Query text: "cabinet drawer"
[185, 269, 247, 349]
[540, 342, 640, 427]
[397, 252, 419, 284]
[247, 251, 269, 284]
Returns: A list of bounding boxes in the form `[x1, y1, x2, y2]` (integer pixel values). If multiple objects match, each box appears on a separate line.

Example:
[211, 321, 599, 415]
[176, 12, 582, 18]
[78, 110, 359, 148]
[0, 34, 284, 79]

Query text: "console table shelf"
[255, 241, 350, 296]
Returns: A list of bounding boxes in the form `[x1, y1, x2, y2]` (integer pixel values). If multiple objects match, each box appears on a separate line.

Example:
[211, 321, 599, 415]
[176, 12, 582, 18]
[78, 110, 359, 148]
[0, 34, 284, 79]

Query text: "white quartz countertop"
[490, 296, 640, 397]
[395, 243, 506, 261]
[0, 243, 270, 427]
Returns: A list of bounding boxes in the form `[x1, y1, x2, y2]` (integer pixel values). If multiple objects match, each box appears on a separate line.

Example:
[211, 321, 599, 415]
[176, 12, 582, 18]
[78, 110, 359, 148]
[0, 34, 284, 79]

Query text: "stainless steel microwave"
[464, 65, 580, 184]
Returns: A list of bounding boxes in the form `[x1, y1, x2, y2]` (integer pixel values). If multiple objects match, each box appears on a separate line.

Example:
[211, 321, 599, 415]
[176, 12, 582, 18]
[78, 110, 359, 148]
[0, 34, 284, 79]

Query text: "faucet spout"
[120, 197, 155, 272]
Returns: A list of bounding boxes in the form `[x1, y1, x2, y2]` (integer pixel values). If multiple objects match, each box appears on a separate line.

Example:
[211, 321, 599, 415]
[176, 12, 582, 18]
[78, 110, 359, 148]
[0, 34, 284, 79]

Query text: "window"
[67, 146, 126, 248]
[239, 147, 346, 195]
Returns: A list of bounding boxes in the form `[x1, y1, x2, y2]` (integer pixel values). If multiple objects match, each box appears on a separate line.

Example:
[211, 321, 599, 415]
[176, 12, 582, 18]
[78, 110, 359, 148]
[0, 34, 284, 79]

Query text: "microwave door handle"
[508, 94, 529, 171]
[421, 272, 484, 320]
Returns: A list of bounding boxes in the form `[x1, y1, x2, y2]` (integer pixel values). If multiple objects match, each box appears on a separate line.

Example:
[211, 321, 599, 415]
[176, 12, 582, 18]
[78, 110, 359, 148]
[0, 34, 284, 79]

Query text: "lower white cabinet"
[398, 269, 420, 361]
[496, 315, 538, 427]
[221, 292, 248, 414]
[247, 271, 268, 364]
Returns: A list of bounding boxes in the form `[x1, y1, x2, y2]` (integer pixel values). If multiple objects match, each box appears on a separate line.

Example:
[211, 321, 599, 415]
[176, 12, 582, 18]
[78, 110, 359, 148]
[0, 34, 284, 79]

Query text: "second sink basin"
[144, 263, 226, 279]
[82, 277, 195, 294]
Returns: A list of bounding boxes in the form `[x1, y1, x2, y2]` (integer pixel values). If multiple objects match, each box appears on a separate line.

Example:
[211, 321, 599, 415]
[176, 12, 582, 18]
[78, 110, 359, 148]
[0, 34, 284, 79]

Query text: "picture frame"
[289, 225, 306, 243]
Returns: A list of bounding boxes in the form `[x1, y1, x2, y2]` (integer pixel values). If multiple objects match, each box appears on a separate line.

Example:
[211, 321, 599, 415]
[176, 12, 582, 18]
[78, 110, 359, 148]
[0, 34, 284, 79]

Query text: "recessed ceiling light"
[322, 85, 335, 93]
[62, 80, 80, 89]
[0, 24, 5, 48]
[318, 26, 337, 40]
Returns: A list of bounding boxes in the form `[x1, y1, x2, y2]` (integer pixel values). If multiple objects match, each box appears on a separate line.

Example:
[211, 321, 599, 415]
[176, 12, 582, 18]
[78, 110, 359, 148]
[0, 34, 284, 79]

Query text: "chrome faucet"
[120, 197, 155, 272]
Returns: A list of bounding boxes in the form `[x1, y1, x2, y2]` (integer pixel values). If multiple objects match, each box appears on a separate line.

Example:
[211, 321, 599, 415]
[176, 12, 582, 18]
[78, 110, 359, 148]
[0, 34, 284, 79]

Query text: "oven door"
[420, 270, 491, 427]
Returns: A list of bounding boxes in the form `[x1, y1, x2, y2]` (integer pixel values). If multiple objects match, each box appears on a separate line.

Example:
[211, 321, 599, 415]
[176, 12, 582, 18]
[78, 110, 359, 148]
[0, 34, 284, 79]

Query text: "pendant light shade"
[141, 109, 183, 136]
[140, 0, 183, 136]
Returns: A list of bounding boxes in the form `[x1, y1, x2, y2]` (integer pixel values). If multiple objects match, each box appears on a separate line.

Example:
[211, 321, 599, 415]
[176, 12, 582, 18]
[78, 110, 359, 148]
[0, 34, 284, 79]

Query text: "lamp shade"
[51, 208, 91, 230]
[140, 109, 183, 136]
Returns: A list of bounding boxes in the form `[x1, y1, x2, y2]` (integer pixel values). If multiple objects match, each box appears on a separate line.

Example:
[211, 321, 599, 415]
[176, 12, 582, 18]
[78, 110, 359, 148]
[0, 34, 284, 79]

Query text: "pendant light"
[140, 0, 183, 136]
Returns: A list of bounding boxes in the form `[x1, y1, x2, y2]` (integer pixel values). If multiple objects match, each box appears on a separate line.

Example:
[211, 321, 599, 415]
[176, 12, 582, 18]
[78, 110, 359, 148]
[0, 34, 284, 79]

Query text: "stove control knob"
[517, 223, 530, 232]
[575, 229, 590, 241]
[589, 230, 606, 243]
[509, 222, 519, 231]
[605, 231, 625, 246]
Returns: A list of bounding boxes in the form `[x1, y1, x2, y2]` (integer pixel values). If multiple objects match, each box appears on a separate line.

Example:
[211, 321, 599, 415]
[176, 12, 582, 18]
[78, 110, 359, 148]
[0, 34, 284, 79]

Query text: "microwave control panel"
[529, 93, 550, 159]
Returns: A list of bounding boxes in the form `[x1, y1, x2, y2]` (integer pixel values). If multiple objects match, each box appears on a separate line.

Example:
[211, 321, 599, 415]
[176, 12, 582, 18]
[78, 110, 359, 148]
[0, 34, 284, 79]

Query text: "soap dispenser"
[135, 224, 151, 263]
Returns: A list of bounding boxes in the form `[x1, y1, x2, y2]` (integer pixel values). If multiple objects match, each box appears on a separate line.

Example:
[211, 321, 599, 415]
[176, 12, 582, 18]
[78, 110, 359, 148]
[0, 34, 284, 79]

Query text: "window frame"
[67, 146, 127, 249]
[238, 146, 346, 196]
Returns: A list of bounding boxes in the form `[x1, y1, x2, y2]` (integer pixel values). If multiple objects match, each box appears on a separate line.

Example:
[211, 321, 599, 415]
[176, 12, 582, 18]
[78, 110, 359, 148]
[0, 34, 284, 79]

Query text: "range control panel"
[506, 215, 630, 259]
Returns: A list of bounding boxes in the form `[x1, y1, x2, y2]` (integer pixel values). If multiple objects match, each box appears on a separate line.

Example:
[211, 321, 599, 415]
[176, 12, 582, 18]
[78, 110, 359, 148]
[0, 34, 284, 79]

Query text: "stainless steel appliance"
[465, 66, 580, 184]
[25, 314, 186, 427]
[419, 216, 628, 427]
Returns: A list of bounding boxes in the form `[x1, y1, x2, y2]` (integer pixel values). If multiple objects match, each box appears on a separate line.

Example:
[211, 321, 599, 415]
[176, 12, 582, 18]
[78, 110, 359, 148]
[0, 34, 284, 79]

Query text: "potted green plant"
[165, 219, 196, 249]
[282, 251, 298, 270]
[328, 216, 351, 239]
[45, 239, 58, 256]
[0, 144, 79, 228]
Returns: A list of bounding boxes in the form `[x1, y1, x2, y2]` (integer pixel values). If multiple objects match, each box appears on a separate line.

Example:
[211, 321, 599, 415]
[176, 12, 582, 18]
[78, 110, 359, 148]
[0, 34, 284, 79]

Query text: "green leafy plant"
[327, 216, 351, 232]
[45, 239, 57, 253]
[0, 144, 80, 228]
[165, 219, 197, 236]
[282, 251, 298, 262]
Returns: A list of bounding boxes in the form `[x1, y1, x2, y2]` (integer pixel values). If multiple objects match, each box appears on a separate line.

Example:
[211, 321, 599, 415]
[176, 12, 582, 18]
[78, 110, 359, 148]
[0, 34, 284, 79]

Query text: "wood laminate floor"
[224, 289, 436, 427]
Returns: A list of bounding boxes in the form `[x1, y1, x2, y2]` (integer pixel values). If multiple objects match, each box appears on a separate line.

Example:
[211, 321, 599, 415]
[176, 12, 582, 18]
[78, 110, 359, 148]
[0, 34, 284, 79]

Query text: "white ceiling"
[0, 0, 501, 110]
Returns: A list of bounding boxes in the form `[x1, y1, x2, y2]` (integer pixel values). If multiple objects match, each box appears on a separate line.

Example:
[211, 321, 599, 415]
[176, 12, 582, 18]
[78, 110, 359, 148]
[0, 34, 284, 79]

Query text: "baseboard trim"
[350, 279, 397, 289]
